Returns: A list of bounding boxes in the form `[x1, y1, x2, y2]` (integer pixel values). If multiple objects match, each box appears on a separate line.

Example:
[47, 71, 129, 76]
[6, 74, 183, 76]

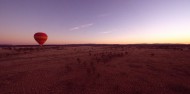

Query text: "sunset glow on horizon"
[0, 0, 190, 45]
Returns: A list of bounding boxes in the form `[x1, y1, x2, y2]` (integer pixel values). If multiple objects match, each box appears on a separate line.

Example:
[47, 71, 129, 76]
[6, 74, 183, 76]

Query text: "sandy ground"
[0, 45, 190, 94]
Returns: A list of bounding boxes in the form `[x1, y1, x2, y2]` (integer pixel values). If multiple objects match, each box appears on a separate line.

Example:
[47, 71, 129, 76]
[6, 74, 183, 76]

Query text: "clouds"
[69, 13, 109, 31]
[97, 13, 110, 18]
[70, 23, 94, 31]
[99, 31, 112, 34]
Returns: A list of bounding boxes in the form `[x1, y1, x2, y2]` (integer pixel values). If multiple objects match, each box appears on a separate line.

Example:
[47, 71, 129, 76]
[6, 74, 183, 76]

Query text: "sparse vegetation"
[0, 45, 190, 94]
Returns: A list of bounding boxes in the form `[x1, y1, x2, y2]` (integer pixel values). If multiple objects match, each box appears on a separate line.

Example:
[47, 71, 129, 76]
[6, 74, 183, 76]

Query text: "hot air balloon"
[34, 32, 48, 46]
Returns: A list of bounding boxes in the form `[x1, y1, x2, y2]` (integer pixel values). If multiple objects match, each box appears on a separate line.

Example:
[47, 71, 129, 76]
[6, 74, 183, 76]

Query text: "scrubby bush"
[77, 58, 81, 64]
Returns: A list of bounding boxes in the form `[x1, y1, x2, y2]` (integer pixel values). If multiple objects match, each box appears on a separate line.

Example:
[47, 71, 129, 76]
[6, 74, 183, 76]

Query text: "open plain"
[0, 45, 190, 94]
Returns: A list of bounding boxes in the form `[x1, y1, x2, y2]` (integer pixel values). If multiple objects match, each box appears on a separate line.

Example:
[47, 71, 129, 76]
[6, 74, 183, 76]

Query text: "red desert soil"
[0, 45, 190, 94]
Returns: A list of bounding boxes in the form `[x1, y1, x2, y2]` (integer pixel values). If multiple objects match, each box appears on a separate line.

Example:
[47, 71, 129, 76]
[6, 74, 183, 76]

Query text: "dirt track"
[0, 45, 190, 94]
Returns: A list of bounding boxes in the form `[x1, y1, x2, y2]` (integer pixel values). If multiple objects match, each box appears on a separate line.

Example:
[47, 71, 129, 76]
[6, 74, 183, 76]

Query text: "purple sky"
[0, 0, 190, 44]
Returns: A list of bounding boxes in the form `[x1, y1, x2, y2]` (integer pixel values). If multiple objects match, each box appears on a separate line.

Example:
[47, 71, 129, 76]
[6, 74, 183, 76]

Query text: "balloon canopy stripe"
[36, 39, 46, 41]
[34, 33, 47, 36]
[34, 36, 48, 39]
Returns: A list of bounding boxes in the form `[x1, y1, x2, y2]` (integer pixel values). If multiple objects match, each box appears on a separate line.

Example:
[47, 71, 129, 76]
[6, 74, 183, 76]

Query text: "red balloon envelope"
[34, 32, 48, 46]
